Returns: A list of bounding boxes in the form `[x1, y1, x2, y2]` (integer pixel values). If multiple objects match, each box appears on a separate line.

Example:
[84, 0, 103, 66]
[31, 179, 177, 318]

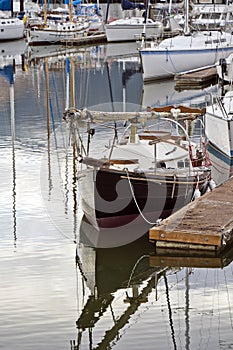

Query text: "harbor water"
[0, 39, 233, 350]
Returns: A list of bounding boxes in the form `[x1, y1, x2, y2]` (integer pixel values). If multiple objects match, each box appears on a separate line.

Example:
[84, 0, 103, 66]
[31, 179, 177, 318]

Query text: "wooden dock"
[150, 242, 233, 268]
[175, 66, 217, 90]
[149, 176, 233, 251]
[61, 32, 107, 47]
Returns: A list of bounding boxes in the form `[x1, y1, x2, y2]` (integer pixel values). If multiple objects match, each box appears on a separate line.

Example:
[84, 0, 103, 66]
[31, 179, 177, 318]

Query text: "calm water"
[0, 39, 233, 350]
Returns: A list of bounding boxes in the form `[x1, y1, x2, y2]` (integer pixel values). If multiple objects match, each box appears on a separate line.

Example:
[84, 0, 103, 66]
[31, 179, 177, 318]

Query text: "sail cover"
[0, 0, 12, 11]
[121, 0, 144, 10]
[0, 65, 14, 84]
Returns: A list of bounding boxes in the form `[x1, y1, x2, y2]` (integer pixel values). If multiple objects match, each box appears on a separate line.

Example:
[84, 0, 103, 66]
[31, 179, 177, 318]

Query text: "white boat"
[105, 16, 163, 42]
[63, 107, 211, 230]
[0, 10, 24, 41]
[191, 3, 233, 30]
[205, 89, 233, 166]
[74, 3, 104, 32]
[27, 19, 90, 45]
[139, 0, 233, 81]
[27, 0, 90, 45]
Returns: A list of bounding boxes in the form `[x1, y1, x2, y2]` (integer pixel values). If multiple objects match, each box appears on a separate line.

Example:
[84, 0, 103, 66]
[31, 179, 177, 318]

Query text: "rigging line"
[105, 60, 118, 161]
[93, 273, 161, 350]
[122, 173, 207, 185]
[198, 268, 209, 350]
[125, 168, 158, 225]
[164, 274, 177, 350]
[223, 267, 233, 330]
[159, 289, 173, 350]
[216, 270, 221, 349]
[51, 70, 66, 147]
[185, 268, 190, 350]
[176, 271, 183, 348]
[109, 304, 118, 331]
[51, 71, 62, 122]
[126, 255, 150, 289]
[203, 269, 216, 350]
[75, 249, 88, 282]
[84, 60, 91, 108]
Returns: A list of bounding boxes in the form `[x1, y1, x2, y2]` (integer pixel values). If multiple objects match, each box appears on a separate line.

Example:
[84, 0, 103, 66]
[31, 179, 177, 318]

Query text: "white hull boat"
[205, 90, 233, 165]
[191, 3, 233, 30]
[63, 107, 211, 231]
[0, 13, 24, 41]
[27, 20, 90, 45]
[105, 17, 163, 42]
[140, 30, 233, 81]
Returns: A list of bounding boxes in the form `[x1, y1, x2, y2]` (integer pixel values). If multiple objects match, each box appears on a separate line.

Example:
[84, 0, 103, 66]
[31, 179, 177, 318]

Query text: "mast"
[184, 0, 190, 35]
[44, 0, 47, 26]
[142, 0, 150, 45]
[69, 0, 73, 21]
[10, 64, 17, 246]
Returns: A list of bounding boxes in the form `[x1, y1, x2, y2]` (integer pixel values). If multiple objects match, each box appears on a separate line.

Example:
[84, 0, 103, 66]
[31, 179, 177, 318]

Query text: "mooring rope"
[125, 168, 160, 225]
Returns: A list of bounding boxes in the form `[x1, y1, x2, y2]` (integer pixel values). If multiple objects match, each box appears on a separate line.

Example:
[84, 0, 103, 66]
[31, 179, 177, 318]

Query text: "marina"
[0, 0, 233, 348]
[149, 176, 233, 250]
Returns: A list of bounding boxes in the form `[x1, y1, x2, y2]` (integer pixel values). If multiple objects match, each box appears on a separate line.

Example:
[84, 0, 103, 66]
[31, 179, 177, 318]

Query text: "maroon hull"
[93, 168, 198, 228]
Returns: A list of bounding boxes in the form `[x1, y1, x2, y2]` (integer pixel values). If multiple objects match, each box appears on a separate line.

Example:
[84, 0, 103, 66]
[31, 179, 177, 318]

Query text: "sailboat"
[105, 0, 163, 42]
[191, 2, 233, 31]
[205, 85, 233, 167]
[0, 0, 24, 41]
[139, 0, 233, 81]
[27, 0, 90, 45]
[63, 105, 211, 230]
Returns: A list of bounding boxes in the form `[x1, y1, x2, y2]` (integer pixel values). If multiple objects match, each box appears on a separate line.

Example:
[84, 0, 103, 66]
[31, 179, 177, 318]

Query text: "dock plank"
[61, 32, 106, 46]
[149, 177, 233, 249]
[175, 67, 217, 89]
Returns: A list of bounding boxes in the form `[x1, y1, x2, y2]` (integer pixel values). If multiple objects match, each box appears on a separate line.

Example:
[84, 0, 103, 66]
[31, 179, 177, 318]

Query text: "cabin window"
[1, 29, 4, 32]
[212, 13, 221, 19]
[157, 162, 166, 169]
[178, 159, 190, 168]
[178, 160, 184, 168]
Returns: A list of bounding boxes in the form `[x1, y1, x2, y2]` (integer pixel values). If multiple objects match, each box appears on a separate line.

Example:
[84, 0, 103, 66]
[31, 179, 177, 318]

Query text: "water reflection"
[0, 40, 233, 350]
[72, 227, 233, 349]
[74, 232, 165, 349]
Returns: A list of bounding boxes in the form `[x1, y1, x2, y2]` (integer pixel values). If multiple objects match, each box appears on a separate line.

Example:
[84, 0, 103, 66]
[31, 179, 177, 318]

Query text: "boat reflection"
[79, 215, 153, 248]
[74, 224, 167, 349]
[72, 217, 233, 350]
[141, 78, 218, 109]
[0, 51, 19, 245]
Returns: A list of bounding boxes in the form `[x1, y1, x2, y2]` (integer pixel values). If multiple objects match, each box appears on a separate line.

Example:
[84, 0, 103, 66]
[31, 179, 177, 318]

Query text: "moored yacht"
[0, 10, 24, 40]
